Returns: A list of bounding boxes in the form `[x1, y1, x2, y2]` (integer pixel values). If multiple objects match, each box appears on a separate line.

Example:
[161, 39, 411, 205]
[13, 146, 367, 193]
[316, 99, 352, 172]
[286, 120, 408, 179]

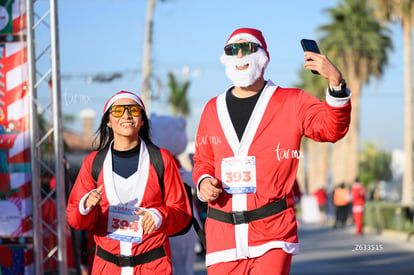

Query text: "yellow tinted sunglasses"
[110, 104, 141, 118]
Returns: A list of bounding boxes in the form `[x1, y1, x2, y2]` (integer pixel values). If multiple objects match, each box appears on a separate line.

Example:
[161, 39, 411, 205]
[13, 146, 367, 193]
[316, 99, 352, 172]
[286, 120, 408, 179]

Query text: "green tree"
[295, 67, 330, 193]
[167, 72, 190, 117]
[368, 0, 414, 207]
[359, 141, 392, 187]
[317, 0, 393, 185]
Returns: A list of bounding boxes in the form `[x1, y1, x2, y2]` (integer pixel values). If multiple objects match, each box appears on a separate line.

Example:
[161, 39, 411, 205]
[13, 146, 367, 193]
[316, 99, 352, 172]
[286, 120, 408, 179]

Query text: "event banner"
[0, 0, 33, 274]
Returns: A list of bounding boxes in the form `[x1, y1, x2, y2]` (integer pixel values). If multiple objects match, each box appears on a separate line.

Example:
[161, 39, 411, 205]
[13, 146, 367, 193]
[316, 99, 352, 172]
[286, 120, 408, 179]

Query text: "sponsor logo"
[196, 135, 222, 146]
[274, 142, 303, 161]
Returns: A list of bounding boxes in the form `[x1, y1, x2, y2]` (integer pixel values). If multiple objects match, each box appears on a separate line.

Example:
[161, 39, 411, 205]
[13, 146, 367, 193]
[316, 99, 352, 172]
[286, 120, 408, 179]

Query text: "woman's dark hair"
[93, 106, 152, 151]
[139, 110, 152, 145]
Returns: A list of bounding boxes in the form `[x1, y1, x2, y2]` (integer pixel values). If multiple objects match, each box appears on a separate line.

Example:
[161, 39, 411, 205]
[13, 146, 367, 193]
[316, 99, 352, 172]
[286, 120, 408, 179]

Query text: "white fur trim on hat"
[227, 33, 262, 46]
[103, 91, 145, 114]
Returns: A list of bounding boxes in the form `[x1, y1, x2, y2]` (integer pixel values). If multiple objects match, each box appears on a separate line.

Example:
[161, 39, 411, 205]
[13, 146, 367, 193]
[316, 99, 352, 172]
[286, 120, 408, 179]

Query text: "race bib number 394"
[107, 205, 143, 243]
[221, 156, 256, 194]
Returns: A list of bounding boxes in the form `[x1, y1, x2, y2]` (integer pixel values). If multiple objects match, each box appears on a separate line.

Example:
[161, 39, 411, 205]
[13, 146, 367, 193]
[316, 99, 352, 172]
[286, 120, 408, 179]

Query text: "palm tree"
[368, 0, 414, 207]
[296, 67, 330, 194]
[317, 0, 393, 185]
[167, 72, 190, 117]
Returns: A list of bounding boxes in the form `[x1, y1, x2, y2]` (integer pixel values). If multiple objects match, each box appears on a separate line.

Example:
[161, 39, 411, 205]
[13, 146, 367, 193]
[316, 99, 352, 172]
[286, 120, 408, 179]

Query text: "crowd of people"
[308, 178, 367, 236]
[65, 27, 352, 275]
[331, 179, 366, 235]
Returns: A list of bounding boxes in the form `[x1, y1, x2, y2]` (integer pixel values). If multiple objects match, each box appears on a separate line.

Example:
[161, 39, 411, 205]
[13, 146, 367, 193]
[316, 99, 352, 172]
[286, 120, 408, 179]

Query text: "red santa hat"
[226, 27, 269, 59]
[103, 91, 146, 114]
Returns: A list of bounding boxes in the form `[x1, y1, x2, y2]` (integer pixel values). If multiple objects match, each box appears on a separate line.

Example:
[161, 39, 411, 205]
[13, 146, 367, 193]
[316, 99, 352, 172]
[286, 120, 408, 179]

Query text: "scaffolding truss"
[26, 0, 67, 274]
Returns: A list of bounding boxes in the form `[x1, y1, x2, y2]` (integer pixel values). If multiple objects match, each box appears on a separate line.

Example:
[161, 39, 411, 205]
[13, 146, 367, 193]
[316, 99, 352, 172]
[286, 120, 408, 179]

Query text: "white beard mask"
[220, 48, 269, 88]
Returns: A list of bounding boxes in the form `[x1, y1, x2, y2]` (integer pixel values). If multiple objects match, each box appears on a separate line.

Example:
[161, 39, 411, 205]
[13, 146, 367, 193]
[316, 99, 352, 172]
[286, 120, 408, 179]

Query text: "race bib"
[221, 156, 256, 194]
[107, 205, 143, 243]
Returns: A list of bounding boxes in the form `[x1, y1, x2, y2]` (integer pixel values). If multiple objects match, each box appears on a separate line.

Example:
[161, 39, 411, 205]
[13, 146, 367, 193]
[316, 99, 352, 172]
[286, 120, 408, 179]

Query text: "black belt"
[207, 198, 287, 225]
[96, 245, 166, 267]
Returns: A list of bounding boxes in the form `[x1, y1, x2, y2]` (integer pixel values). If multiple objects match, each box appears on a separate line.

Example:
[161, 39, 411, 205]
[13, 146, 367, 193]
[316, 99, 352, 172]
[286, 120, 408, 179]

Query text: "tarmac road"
[291, 222, 414, 275]
[193, 222, 414, 275]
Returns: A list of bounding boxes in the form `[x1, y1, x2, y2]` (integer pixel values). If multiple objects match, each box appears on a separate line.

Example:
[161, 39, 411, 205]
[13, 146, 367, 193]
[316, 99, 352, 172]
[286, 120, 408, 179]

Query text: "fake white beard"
[220, 48, 269, 88]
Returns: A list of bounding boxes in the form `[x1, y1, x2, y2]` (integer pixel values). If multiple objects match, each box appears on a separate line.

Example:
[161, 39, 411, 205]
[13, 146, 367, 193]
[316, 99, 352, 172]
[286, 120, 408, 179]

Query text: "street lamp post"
[141, 0, 156, 115]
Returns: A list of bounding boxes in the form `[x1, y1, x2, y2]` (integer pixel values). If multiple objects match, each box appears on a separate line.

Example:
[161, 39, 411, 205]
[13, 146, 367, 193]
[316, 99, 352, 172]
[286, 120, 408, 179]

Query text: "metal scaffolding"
[26, 0, 67, 274]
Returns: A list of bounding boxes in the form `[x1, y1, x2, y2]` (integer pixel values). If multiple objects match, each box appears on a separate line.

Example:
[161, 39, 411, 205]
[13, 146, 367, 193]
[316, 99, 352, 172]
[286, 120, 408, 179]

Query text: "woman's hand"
[84, 185, 103, 209]
[135, 209, 156, 234]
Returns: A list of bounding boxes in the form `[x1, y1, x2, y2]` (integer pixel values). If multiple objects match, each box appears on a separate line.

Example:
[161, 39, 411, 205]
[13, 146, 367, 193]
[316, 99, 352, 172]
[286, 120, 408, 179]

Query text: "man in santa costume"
[351, 178, 366, 235]
[192, 27, 351, 274]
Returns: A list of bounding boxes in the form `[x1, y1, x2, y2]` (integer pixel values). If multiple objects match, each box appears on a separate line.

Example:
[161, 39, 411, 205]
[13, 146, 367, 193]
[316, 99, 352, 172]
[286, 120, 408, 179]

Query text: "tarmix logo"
[274, 142, 303, 161]
[196, 134, 222, 146]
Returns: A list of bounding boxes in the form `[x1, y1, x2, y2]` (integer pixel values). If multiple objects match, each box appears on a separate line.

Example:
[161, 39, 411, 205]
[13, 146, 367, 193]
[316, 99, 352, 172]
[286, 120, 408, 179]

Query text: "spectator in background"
[351, 178, 366, 235]
[41, 174, 76, 274]
[292, 179, 302, 227]
[151, 114, 202, 275]
[313, 185, 327, 225]
[292, 178, 302, 206]
[333, 182, 351, 229]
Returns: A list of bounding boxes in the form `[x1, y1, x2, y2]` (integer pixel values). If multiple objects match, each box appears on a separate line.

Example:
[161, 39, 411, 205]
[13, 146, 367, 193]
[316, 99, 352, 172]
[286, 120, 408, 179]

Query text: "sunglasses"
[110, 104, 141, 118]
[224, 42, 262, 56]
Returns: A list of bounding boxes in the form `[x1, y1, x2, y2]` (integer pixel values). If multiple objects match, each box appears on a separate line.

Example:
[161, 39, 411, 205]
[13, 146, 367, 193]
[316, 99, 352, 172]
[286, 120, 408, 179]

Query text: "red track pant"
[353, 211, 364, 234]
[207, 248, 292, 275]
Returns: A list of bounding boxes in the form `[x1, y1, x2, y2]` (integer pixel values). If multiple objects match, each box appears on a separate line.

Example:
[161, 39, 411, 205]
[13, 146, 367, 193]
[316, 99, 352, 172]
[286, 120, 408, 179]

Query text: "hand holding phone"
[301, 39, 320, 75]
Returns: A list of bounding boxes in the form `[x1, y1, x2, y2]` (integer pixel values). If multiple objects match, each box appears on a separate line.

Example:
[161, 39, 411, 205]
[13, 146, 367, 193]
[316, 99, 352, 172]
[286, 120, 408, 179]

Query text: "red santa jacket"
[193, 81, 351, 266]
[352, 183, 366, 212]
[67, 141, 191, 274]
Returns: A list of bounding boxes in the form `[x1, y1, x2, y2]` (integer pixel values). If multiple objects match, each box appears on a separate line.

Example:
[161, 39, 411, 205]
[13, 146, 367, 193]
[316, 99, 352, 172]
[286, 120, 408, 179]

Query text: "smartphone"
[300, 39, 320, 74]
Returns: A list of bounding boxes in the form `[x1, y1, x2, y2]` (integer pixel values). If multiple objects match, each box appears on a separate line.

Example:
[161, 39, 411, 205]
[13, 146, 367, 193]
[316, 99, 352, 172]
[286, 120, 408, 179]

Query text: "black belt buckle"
[232, 211, 247, 224]
[117, 254, 133, 267]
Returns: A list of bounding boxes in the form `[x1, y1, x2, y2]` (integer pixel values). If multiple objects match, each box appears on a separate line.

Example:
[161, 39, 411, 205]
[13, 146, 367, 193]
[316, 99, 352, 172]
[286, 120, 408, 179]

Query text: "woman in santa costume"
[67, 91, 191, 274]
[192, 28, 352, 274]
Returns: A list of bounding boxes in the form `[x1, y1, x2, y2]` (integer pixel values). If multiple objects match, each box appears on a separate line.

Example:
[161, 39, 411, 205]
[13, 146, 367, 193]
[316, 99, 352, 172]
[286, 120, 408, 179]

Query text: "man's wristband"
[329, 79, 348, 98]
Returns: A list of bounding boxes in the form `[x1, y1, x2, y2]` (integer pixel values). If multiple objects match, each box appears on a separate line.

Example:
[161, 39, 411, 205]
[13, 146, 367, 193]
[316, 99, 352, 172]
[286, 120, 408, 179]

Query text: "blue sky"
[57, 0, 404, 151]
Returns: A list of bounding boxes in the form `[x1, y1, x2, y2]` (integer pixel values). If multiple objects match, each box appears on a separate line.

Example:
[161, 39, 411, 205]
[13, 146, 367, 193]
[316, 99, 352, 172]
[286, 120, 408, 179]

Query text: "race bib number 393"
[107, 205, 143, 243]
[221, 156, 256, 194]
